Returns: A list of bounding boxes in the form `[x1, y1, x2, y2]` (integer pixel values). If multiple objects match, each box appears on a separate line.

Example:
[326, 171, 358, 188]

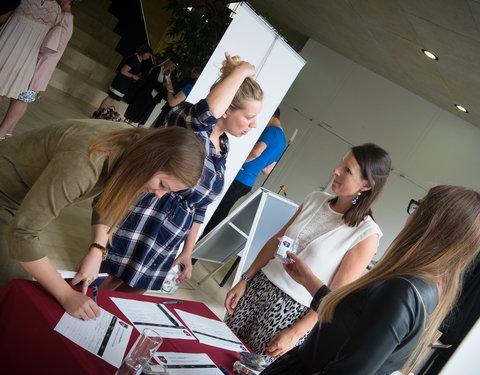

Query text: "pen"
[162, 301, 183, 305]
[92, 285, 98, 303]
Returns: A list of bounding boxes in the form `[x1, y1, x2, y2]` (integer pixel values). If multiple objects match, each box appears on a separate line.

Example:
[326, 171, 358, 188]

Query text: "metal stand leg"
[219, 256, 240, 287]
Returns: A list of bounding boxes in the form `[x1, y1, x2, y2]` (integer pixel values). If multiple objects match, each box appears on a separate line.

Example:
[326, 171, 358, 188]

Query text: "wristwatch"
[241, 273, 252, 283]
[90, 242, 108, 261]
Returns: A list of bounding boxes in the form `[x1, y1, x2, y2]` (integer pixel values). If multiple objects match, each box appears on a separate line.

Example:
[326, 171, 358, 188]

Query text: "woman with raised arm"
[0, 120, 205, 320]
[97, 53, 264, 293]
[262, 185, 480, 375]
[225, 143, 391, 362]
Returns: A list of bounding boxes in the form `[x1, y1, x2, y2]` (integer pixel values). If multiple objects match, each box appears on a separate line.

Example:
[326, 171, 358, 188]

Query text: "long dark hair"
[331, 143, 391, 226]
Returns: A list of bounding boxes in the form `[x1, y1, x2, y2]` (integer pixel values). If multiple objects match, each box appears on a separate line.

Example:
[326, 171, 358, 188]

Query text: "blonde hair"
[89, 126, 205, 231]
[318, 185, 480, 370]
[211, 56, 264, 110]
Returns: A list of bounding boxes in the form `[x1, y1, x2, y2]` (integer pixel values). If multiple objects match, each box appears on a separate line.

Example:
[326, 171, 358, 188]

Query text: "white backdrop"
[186, 3, 305, 233]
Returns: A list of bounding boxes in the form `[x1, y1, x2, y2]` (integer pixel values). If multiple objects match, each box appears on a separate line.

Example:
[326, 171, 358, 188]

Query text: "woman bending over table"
[0, 120, 205, 320]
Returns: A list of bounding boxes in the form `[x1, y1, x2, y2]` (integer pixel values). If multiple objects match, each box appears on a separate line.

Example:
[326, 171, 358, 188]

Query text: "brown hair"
[319, 185, 480, 370]
[89, 126, 205, 231]
[330, 143, 391, 226]
[137, 45, 152, 55]
[210, 56, 264, 110]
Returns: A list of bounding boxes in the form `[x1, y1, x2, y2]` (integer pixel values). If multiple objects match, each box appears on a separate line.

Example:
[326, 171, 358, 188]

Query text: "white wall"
[255, 38, 480, 258]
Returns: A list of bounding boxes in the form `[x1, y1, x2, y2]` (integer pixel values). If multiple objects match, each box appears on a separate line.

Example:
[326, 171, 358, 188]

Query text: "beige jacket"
[0, 119, 129, 262]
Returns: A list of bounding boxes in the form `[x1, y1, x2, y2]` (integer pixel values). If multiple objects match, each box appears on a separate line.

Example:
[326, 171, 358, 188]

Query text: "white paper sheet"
[54, 308, 132, 368]
[111, 297, 195, 340]
[153, 352, 224, 375]
[175, 310, 247, 352]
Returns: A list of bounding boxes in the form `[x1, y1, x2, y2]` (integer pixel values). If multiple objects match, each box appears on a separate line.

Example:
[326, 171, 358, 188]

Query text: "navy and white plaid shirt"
[103, 99, 229, 289]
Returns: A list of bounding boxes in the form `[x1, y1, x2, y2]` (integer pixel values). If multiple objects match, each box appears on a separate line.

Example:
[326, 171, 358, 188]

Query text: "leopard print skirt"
[225, 271, 310, 363]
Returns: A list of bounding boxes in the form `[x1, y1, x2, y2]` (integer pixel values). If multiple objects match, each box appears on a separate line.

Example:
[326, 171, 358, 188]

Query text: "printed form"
[54, 308, 132, 367]
[175, 310, 247, 352]
[111, 297, 195, 340]
[153, 352, 224, 375]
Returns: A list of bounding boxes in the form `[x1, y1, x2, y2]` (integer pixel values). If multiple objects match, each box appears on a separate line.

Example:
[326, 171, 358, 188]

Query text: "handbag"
[92, 106, 121, 122]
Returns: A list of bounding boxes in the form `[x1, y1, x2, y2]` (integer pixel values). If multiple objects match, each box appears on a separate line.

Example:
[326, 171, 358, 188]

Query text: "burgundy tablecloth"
[0, 280, 238, 375]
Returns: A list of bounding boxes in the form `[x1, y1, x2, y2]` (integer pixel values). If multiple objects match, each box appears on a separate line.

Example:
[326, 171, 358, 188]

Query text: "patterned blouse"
[103, 99, 229, 290]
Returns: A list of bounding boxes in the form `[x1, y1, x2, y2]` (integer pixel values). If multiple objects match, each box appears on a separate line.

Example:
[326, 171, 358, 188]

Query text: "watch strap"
[90, 242, 108, 261]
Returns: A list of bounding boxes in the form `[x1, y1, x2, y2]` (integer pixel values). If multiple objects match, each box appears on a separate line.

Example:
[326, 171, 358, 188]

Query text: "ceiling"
[248, 0, 480, 128]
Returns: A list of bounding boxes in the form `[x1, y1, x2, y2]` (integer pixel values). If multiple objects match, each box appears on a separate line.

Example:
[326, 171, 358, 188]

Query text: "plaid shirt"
[103, 99, 229, 289]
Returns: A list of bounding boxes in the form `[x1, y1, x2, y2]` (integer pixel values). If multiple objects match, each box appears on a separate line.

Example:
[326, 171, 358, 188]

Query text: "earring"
[352, 191, 361, 205]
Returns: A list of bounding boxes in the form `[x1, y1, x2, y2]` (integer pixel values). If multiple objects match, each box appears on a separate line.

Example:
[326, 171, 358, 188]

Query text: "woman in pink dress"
[0, 0, 67, 139]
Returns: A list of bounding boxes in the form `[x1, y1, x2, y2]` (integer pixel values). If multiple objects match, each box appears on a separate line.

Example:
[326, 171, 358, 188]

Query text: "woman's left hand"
[265, 328, 298, 358]
[225, 52, 256, 78]
[71, 247, 103, 294]
[172, 252, 192, 283]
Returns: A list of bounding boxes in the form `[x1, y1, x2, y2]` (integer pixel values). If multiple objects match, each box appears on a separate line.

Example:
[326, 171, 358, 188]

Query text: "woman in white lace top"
[224, 143, 391, 363]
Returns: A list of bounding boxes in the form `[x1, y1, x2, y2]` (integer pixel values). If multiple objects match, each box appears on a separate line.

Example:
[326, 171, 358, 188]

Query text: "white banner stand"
[192, 188, 298, 286]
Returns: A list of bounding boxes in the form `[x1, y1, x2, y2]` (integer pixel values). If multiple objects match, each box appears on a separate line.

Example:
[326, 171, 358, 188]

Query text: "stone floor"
[0, 88, 234, 319]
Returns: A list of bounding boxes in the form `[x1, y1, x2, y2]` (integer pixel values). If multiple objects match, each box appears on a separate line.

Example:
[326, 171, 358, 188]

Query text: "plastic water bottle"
[160, 264, 184, 294]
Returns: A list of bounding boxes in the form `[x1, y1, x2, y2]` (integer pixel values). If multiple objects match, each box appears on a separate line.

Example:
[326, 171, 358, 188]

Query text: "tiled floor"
[1, 88, 233, 319]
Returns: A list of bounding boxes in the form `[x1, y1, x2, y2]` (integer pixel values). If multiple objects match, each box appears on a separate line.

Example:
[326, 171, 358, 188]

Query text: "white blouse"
[262, 191, 382, 307]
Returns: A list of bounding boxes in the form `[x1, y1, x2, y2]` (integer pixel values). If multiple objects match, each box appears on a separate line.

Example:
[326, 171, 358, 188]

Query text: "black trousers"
[202, 179, 252, 237]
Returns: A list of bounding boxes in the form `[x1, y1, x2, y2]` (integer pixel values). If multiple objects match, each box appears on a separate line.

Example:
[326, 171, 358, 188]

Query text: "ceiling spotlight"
[454, 104, 468, 113]
[421, 49, 439, 60]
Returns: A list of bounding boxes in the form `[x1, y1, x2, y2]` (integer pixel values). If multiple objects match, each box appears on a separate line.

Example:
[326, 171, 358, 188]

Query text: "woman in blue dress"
[75, 53, 264, 292]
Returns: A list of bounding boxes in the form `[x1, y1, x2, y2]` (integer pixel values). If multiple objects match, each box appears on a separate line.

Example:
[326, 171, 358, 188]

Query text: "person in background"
[0, 0, 20, 26]
[262, 185, 480, 375]
[225, 143, 391, 363]
[0, 120, 205, 320]
[97, 53, 264, 293]
[153, 66, 202, 128]
[93, 45, 152, 118]
[0, 0, 74, 139]
[0, 0, 63, 140]
[123, 58, 177, 127]
[202, 107, 286, 237]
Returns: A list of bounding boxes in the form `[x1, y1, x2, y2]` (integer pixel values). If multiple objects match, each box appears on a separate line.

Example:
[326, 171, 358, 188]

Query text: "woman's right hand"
[60, 288, 101, 320]
[132, 74, 140, 81]
[224, 280, 247, 314]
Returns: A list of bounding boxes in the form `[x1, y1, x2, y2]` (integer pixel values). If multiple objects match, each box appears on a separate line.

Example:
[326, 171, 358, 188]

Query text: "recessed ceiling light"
[454, 104, 468, 113]
[421, 49, 439, 60]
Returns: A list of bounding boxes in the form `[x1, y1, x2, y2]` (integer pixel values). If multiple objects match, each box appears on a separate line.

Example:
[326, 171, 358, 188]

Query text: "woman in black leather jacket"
[261, 185, 480, 375]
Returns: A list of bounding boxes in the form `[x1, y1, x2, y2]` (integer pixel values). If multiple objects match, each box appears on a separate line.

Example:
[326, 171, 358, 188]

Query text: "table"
[0, 280, 238, 375]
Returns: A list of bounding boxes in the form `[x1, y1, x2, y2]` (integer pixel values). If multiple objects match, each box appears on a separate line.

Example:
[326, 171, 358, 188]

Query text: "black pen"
[92, 285, 98, 303]
[162, 301, 183, 305]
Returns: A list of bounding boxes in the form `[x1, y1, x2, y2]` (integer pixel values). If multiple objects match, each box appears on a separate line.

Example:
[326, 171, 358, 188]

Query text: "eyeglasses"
[407, 199, 419, 215]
